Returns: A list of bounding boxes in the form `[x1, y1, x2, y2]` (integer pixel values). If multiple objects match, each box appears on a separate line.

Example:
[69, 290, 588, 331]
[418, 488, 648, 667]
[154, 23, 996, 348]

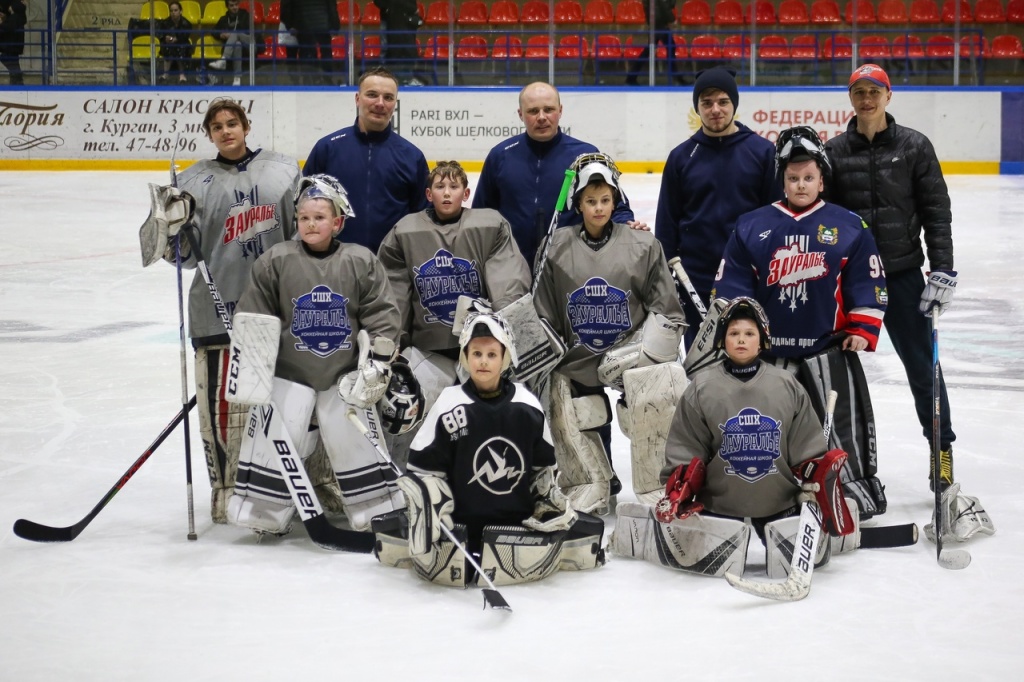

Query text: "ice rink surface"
[1, 171, 1022, 681]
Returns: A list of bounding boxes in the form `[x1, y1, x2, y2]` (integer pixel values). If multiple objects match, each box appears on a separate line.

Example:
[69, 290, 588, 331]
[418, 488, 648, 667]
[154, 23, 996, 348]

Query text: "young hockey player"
[222, 174, 405, 537]
[139, 97, 325, 524]
[712, 125, 889, 518]
[612, 297, 855, 579]
[373, 313, 605, 587]
[533, 153, 686, 514]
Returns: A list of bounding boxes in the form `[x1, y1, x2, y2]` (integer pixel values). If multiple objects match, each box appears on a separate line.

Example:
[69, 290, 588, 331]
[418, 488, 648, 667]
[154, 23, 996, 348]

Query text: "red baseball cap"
[848, 64, 891, 90]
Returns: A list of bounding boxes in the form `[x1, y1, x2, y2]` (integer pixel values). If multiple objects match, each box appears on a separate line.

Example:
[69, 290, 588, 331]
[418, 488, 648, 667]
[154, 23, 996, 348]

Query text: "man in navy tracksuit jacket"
[473, 82, 637, 269]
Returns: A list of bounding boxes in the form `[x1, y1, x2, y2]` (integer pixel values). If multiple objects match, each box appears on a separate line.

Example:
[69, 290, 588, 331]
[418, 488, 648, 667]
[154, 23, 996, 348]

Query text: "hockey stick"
[179, 228, 374, 553]
[667, 257, 709, 319]
[346, 408, 512, 611]
[13, 397, 197, 543]
[530, 168, 577, 295]
[170, 142, 198, 542]
[724, 391, 839, 601]
[930, 306, 971, 570]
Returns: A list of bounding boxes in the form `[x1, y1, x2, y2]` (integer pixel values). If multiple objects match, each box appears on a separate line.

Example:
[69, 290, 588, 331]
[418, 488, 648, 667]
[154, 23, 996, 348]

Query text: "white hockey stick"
[668, 257, 709, 319]
[724, 391, 839, 601]
[346, 409, 512, 611]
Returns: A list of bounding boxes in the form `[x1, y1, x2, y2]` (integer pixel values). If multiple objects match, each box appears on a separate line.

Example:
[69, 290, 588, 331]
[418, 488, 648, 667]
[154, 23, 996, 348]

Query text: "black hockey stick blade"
[481, 588, 512, 611]
[303, 515, 376, 553]
[13, 396, 196, 543]
[859, 523, 919, 549]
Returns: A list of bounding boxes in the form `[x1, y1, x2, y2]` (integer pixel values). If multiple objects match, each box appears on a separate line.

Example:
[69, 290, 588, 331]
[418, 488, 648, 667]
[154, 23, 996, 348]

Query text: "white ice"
[1, 172, 1021, 681]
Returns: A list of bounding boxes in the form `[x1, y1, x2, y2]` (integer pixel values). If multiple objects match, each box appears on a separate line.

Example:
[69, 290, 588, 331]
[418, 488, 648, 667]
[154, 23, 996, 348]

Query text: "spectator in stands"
[209, 0, 252, 86]
[281, 0, 340, 85]
[159, 1, 194, 84]
[0, 0, 26, 86]
[626, 0, 681, 86]
[377, 0, 424, 85]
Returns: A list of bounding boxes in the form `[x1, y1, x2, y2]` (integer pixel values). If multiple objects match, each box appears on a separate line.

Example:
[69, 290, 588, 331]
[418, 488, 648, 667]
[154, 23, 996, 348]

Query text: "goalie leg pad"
[765, 512, 832, 579]
[316, 392, 402, 531]
[480, 513, 605, 586]
[229, 379, 318, 535]
[598, 312, 683, 389]
[924, 483, 996, 543]
[411, 523, 469, 587]
[371, 509, 413, 568]
[547, 373, 613, 514]
[225, 312, 281, 406]
[496, 293, 567, 383]
[621, 363, 689, 502]
[196, 345, 250, 523]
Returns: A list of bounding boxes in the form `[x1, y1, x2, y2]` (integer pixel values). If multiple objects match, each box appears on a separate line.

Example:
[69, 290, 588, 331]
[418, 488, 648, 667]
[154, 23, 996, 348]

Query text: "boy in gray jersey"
[225, 175, 405, 536]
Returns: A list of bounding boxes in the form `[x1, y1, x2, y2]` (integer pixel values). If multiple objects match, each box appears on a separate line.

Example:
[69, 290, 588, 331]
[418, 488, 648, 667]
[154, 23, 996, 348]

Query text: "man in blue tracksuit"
[473, 81, 638, 269]
[304, 65, 430, 254]
[655, 68, 781, 344]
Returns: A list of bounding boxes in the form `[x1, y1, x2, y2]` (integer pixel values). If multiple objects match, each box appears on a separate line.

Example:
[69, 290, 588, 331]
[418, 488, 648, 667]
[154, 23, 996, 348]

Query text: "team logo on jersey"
[766, 237, 829, 309]
[566, 277, 632, 353]
[816, 225, 839, 246]
[413, 249, 482, 327]
[876, 286, 888, 305]
[468, 436, 526, 495]
[290, 285, 352, 357]
[718, 408, 782, 483]
[222, 187, 280, 261]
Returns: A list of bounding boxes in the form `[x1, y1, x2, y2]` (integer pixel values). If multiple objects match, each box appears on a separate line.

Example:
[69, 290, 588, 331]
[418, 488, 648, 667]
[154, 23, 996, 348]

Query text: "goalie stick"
[667, 257, 708, 319]
[13, 397, 197, 543]
[530, 168, 577, 295]
[179, 227, 374, 553]
[930, 307, 971, 570]
[346, 408, 512, 612]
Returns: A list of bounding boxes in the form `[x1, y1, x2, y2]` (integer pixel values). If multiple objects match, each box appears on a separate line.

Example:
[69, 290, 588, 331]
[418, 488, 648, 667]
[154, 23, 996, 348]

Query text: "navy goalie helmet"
[714, 296, 771, 352]
[774, 126, 832, 182]
[378, 361, 424, 436]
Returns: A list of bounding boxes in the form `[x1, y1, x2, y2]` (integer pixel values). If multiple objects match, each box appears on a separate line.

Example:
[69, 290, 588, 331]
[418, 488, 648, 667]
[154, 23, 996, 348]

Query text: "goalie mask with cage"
[568, 152, 625, 212]
[775, 126, 832, 182]
[378, 361, 425, 435]
[295, 174, 356, 219]
[458, 313, 518, 374]
[714, 297, 771, 352]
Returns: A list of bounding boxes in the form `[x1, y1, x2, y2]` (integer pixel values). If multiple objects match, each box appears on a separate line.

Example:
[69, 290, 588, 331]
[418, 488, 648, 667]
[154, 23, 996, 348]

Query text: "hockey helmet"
[458, 312, 518, 374]
[775, 126, 832, 181]
[568, 152, 624, 212]
[378, 361, 424, 436]
[296, 174, 356, 219]
[714, 297, 771, 352]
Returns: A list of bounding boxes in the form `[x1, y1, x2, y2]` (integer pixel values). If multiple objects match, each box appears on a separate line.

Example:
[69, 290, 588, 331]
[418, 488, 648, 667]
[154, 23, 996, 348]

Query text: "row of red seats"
[222, 0, 1024, 29]
[258, 28, 1022, 60]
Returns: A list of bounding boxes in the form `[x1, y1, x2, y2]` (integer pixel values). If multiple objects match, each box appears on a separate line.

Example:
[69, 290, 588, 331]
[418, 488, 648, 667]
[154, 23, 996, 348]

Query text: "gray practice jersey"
[533, 224, 684, 386]
[174, 149, 300, 340]
[236, 241, 401, 392]
[662, 363, 827, 519]
[377, 208, 530, 352]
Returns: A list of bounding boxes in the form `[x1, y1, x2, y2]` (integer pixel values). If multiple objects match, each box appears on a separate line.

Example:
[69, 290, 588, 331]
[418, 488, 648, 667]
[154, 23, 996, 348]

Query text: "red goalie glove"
[792, 449, 856, 537]
[655, 457, 706, 523]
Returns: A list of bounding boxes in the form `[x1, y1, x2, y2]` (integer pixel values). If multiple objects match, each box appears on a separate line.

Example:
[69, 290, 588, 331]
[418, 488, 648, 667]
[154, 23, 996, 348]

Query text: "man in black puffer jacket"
[825, 64, 958, 494]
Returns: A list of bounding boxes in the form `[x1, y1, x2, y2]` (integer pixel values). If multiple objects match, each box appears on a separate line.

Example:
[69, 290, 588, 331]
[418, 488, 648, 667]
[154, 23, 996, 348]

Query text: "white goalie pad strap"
[765, 514, 832, 579]
[829, 497, 862, 555]
[226, 312, 282, 406]
[139, 183, 195, 267]
[598, 312, 684, 390]
[683, 298, 729, 378]
[497, 294, 567, 382]
[547, 373, 613, 513]
[924, 483, 996, 544]
[621, 363, 689, 497]
[451, 295, 494, 336]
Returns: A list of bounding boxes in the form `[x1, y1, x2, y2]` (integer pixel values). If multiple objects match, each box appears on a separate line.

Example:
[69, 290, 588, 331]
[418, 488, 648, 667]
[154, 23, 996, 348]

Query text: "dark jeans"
[1, 54, 23, 85]
[884, 267, 955, 448]
[627, 28, 675, 83]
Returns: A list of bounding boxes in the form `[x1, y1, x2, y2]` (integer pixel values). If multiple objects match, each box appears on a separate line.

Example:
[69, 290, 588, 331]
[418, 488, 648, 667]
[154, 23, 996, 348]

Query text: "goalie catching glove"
[523, 466, 577, 533]
[792, 448, 856, 537]
[654, 457, 706, 523]
[338, 329, 397, 409]
[139, 183, 196, 267]
[395, 473, 454, 557]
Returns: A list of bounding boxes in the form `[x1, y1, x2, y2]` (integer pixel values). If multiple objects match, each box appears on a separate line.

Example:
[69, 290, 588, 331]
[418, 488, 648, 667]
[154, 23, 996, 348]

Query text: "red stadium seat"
[678, 0, 712, 24]
[910, 0, 941, 22]
[759, 34, 791, 58]
[584, 0, 615, 24]
[336, 1, 359, 25]
[779, 0, 811, 24]
[555, 0, 584, 23]
[493, 35, 524, 58]
[422, 34, 450, 58]
[941, 0, 973, 21]
[811, 0, 843, 23]
[723, 33, 751, 57]
[747, 0, 778, 24]
[991, 33, 1024, 56]
[616, 0, 648, 24]
[424, 0, 451, 25]
[526, 35, 550, 57]
[690, 33, 723, 58]
[330, 34, 347, 59]
[844, 0, 877, 23]
[489, 0, 519, 23]
[1009, 0, 1024, 21]
[363, 35, 381, 58]
[876, 0, 908, 23]
[973, 0, 1007, 22]
[653, 34, 688, 58]
[860, 33, 891, 57]
[821, 33, 853, 57]
[522, 0, 550, 23]
[265, 1, 280, 24]
[594, 34, 623, 58]
[457, 0, 487, 24]
[960, 34, 990, 57]
[623, 35, 644, 59]
[556, 34, 589, 57]
[892, 33, 925, 57]
[714, 0, 745, 25]
[925, 34, 956, 56]
[456, 34, 488, 58]
[791, 33, 819, 57]
[363, 1, 380, 24]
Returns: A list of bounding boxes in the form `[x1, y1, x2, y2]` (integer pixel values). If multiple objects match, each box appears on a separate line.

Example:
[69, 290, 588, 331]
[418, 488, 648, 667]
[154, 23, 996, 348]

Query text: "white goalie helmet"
[458, 313, 518, 374]
[296, 174, 356, 219]
[568, 152, 624, 211]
